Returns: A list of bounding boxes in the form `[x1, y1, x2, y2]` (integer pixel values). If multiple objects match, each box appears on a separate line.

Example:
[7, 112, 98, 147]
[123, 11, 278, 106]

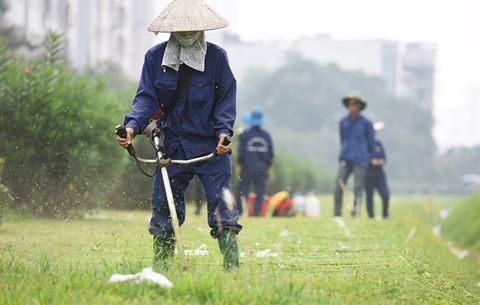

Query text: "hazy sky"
[213, 0, 480, 149]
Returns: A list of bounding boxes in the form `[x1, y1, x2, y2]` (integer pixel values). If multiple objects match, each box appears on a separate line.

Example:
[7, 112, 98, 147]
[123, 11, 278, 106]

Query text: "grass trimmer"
[115, 124, 231, 263]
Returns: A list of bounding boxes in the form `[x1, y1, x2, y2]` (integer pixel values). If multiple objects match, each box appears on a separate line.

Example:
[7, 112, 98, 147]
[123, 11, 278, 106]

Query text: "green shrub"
[268, 152, 333, 194]
[0, 157, 13, 226]
[0, 33, 123, 216]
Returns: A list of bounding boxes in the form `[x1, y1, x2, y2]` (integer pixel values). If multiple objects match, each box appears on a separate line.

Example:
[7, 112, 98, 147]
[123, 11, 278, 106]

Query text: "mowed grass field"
[1, 196, 479, 305]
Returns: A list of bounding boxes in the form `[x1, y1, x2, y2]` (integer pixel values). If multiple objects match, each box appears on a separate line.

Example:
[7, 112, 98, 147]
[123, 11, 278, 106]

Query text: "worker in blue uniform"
[334, 95, 375, 218]
[116, 0, 241, 271]
[365, 122, 390, 219]
[235, 109, 274, 216]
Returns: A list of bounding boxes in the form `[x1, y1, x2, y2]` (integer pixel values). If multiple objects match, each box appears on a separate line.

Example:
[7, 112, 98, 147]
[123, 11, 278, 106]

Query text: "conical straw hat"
[148, 0, 229, 34]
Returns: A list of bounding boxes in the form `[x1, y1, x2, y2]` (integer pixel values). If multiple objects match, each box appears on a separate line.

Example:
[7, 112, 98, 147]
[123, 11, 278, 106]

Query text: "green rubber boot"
[218, 229, 239, 272]
[153, 235, 175, 272]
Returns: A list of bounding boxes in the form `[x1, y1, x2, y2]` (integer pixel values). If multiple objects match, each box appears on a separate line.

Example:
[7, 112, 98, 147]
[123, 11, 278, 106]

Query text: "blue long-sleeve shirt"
[367, 140, 387, 177]
[124, 42, 236, 159]
[339, 114, 375, 168]
[237, 127, 274, 174]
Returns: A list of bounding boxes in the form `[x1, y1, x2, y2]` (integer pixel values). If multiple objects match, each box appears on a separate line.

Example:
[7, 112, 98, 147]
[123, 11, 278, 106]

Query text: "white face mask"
[172, 31, 202, 47]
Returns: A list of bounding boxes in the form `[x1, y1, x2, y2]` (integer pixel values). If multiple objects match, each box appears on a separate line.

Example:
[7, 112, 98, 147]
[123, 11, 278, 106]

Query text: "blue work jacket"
[367, 140, 387, 177]
[124, 42, 237, 159]
[237, 127, 274, 174]
[339, 114, 375, 168]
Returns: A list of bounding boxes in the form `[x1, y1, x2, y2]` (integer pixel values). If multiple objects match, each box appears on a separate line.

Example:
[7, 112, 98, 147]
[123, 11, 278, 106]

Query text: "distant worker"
[365, 122, 390, 219]
[333, 95, 375, 218]
[236, 109, 274, 216]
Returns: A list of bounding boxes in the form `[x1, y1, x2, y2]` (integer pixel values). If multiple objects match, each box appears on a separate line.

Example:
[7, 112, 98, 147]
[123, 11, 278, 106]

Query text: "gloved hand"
[116, 127, 135, 148]
[216, 134, 232, 156]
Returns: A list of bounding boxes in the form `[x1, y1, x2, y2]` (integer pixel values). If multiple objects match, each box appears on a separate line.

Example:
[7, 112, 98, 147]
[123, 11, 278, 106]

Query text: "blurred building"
[2, 0, 240, 79]
[3, 1, 436, 109]
[397, 43, 437, 109]
[218, 33, 287, 82]
[293, 35, 436, 109]
[3, 0, 158, 78]
[294, 35, 400, 94]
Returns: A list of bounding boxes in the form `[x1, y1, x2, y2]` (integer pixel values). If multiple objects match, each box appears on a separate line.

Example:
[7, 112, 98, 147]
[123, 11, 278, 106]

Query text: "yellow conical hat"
[148, 0, 229, 34]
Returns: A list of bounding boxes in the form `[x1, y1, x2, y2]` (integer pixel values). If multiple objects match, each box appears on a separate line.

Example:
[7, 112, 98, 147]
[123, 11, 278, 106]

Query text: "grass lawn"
[1, 196, 479, 305]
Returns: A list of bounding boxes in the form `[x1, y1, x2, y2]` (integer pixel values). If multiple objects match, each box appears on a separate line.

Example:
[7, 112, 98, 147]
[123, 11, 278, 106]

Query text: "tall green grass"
[0, 197, 479, 305]
[443, 193, 480, 251]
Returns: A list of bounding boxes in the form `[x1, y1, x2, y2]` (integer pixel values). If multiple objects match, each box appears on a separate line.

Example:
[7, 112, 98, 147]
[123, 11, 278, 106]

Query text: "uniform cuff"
[125, 120, 140, 135]
[215, 129, 232, 138]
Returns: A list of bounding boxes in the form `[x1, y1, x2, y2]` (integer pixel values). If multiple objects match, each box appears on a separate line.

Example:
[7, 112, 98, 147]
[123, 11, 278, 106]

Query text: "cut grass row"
[0, 196, 478, 305]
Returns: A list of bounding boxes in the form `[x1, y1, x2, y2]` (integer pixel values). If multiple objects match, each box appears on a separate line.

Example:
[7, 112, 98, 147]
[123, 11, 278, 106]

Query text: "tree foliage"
[239, 59, 437, 188]
[0, 33, 123, 216]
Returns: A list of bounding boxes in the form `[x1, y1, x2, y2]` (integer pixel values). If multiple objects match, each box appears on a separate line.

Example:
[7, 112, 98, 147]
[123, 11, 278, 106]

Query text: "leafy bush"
[108, 137, 154, 210]
[0, 33, 123, 216]
[0, 157, 13, 227]
[269, 152, 333, 194]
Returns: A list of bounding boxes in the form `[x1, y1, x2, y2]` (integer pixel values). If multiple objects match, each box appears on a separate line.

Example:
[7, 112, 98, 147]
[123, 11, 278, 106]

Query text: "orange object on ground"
[247, 193, 269, 217]
[273, 198, 294, 217]
[269, 191, 289, 209]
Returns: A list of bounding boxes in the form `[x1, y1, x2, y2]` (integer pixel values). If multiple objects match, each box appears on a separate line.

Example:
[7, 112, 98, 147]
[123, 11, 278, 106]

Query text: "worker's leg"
[352, 165, 366, 218]
[333, 161, 352, 217]
[377, 176, 391, 218]
[196, 153, 242, 271]
[365, 177, 376, 219]
[253, 172, 268, 217]
[150, 149, 194, 271]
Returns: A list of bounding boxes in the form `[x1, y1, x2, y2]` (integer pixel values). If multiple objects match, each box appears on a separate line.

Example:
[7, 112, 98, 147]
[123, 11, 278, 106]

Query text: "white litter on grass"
[431, 226, 470, 261]
[240, 249, 254, 258]
[108, 268, 173, 288]
[404, 227, 417, 244]
[83, 213, 108, 220]
[333, 216, 352, 238]
[184, 244, 209, 256]
[334, 243, 349, 250]
[439, 209, 450, 219]
[450, 247, 470, 260]
[256, 249, 279, 258]
[432, 225, 442, 237]
[477, 281, 480, 288]
[278, 230, 289, 238]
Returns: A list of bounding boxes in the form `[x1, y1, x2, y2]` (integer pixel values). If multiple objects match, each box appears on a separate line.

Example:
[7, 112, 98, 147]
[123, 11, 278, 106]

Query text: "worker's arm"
[366, 121, 376, 161]
[213, 49, 236, 139]
[123, 51, 159, 135]
[267, 133, 274, 179]
[377, 142, 386, 165]
[339, 120, 345, 143]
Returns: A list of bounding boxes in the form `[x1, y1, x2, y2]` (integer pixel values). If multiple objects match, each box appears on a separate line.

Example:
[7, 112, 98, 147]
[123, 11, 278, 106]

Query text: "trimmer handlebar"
[220, 137, 232, 146]
[115, 124, 135, 157]
[115, 124, 232, 168]
[115, 124, 128, 138]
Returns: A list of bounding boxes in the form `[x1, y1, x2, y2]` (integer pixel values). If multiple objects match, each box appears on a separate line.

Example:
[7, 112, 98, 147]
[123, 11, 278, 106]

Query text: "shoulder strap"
[164, 65, 194, 115]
